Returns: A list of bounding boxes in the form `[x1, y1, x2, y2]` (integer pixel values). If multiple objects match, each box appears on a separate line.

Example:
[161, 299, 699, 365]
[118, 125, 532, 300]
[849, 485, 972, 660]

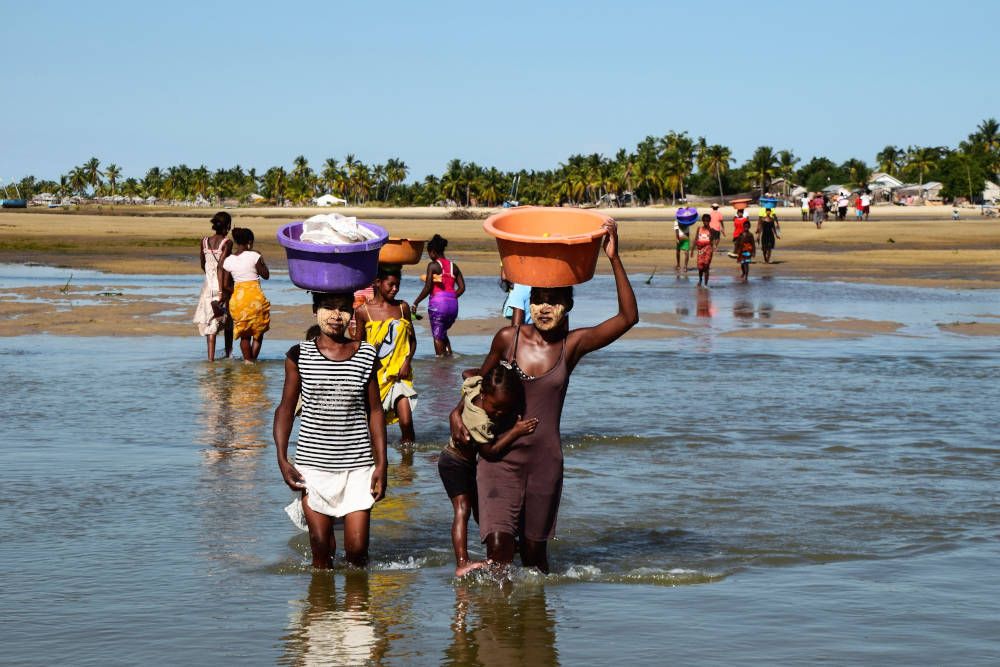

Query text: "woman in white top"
[222, 227, 271, 361]
[193, 211, 233, 361]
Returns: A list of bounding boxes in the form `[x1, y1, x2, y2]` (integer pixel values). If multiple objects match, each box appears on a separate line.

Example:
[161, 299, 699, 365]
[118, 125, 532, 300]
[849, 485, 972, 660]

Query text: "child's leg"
[394, 397, 415, 445]
[450, 493, 475, 568]
[342, 509, 372, 567]
[302, 494, 336, 569]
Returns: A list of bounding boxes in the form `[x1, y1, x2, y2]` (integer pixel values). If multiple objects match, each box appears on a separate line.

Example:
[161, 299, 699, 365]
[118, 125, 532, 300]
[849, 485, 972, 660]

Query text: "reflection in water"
[758, 301, 774, 319]
[733, 299, 755, 321]
[695, 288, 715, 318]
[443, 584, 559, 666]
[196, 363, 271, 461]
[282, 572, 385, 666]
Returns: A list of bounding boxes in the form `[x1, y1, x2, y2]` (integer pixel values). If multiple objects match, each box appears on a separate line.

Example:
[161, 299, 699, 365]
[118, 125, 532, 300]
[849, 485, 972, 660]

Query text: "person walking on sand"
[439, 367, 537, 576]
[809, 193, 825, 229]
[756, 208, 780, 264]
[735, 224, 756, 281]
[454, 219, 638, 574]
[837, 193, 849, 221]
[413, 234, 465, 357]
[861, 192, 871, 220]
[354, 265, 419, 447]
[708, 203, 725, 251]
[274, 292, 388, 569]
[800, 193, 810, 221]
[730, 208, 750, 257]
[193, 211, 234, 361]
[674, 216, 691, 272]
[695, 214, 715, 286]
[222, 227, 270, 362]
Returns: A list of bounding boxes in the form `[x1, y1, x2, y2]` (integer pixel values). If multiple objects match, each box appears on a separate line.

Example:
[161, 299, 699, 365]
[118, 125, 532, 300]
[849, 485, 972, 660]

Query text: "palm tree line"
[9, 118, 998, 207]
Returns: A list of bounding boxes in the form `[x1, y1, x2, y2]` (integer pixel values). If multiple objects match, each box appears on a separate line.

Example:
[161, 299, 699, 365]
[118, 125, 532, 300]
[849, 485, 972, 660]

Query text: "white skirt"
[284, 464, 377, 531]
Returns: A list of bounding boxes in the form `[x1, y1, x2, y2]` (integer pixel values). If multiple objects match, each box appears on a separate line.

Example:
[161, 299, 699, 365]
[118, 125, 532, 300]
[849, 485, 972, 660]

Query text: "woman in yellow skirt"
[354, 265, 418, 446]
[222, 227, 271, 361]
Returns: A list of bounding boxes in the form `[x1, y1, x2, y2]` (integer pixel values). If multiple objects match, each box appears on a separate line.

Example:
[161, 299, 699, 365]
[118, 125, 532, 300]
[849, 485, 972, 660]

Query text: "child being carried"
[438, 365, 537, 576]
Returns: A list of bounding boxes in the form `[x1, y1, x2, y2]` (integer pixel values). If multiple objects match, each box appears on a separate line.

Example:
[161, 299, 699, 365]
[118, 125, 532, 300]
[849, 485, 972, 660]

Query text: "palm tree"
[776, 150, 799, 196]
[971, 117, 999, 152]
[746, 146, 779, 196]
[441, 159, 464, 205]
[104, 163, 122, 198]
[479, 167, 504, 207]
[905, 146, 942, 187]
[384, 158, 408, 201]
[842, 158, 871, 189]
[82, 157, 103, 196]
[659, 131, 697, 200]
[698, 144, 733, 202]
[660, 149, 687, 204]
[875, 145, 903, 176]
[321, 158, 342, 196]
[69, 167, 88, 196]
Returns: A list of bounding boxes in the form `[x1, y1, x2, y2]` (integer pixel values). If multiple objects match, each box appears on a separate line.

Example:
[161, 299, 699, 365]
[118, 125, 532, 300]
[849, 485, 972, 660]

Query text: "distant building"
[314, 194, 347, 207]
[982, 180, 999, 203]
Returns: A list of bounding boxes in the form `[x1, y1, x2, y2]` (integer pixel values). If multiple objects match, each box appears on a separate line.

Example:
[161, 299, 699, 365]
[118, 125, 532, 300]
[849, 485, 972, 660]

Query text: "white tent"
[314, 194, 347, 207]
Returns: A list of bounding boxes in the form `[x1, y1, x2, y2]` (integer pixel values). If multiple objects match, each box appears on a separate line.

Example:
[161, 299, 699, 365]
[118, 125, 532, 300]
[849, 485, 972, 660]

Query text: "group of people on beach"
[674, 202, 781, 285]
[193, 212, 272, 362]
[801, 191, 871, 228]
[194, 211, 640, 575]
[262, 218, 637, 575]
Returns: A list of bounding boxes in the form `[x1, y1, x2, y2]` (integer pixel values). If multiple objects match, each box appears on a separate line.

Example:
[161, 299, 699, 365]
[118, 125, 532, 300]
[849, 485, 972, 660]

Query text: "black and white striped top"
[290, 340, 377, 471]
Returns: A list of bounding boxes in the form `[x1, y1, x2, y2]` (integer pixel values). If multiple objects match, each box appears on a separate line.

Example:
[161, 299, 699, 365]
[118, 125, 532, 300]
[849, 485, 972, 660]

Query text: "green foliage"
[10, 118, 999, 207]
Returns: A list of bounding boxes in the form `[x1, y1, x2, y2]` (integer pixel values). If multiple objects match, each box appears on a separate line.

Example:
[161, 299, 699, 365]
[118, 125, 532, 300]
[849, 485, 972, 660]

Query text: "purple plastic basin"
[277, 221, 388, 292]
[676, 207, 699, 225]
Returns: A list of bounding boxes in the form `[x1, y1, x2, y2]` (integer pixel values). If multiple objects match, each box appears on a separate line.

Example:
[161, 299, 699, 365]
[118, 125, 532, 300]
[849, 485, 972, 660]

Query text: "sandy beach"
[1, 205, 998, 338]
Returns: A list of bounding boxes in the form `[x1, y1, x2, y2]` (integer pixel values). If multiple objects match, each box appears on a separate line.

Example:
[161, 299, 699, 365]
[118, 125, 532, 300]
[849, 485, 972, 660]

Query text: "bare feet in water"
[455, 560, 486, 577]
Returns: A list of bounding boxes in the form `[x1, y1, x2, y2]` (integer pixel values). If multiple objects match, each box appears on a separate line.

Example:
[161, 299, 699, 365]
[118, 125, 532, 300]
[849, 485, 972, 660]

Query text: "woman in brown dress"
[452, 220, 638, 573]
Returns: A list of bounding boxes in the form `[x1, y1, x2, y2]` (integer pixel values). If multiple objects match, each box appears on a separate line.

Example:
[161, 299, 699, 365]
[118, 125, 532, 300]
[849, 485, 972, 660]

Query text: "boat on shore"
[1, 199, 28, 208]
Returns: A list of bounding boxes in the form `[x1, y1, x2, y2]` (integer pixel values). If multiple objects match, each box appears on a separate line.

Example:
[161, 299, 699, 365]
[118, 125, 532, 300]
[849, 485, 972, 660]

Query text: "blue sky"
[3, 0, 997, 184]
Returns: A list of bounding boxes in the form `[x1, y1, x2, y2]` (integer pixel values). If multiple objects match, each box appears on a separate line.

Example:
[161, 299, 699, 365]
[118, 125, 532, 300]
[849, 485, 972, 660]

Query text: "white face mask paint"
[316, 306, 352, 335]
[529, 303, 566, 331]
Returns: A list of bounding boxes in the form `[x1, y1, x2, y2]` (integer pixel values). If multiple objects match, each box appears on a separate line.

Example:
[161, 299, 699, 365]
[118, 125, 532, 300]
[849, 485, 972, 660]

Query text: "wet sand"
[1, 205, 998, 338]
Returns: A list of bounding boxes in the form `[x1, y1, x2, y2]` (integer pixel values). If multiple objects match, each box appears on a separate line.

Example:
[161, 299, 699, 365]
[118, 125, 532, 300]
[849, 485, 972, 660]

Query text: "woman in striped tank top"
[274, 292, 388, 568]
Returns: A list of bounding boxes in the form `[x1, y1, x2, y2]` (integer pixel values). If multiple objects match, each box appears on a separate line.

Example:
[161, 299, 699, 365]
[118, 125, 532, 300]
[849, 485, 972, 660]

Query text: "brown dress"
[476, 326, 568, 542]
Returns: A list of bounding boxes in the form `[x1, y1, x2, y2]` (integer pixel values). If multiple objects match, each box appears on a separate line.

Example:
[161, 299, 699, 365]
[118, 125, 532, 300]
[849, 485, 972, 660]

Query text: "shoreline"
[1, 206, 998, 339]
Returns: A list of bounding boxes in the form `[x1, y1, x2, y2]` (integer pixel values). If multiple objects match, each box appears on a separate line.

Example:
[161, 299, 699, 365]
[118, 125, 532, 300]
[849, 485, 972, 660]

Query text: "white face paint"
[529, 302, 566, 331]
[317, 306, 352, 335]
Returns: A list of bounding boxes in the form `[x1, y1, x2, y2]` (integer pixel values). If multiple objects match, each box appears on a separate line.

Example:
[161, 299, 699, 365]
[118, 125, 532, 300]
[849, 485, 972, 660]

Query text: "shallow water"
[1, 266, 999, 665]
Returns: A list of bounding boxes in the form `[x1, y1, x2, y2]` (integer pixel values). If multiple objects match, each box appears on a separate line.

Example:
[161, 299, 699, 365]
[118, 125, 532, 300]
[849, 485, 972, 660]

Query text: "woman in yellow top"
[354, 265, 418, 445]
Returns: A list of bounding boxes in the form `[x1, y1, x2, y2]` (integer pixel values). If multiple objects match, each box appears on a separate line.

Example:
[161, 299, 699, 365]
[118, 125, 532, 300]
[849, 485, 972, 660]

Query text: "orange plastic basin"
[730, 198, 752, 210]
[483, 207, 609, 287]
[378, 238, 426, 265]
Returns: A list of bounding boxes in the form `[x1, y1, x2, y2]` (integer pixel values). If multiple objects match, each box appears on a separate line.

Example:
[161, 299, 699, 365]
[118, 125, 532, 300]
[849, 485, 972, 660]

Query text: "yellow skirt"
[230, 280, 270, 339]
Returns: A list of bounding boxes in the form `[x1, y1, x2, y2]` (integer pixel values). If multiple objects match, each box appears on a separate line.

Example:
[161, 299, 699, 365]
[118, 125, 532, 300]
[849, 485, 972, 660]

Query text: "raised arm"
[567, 220, 639, 364]
[274, 356, 305, 491]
